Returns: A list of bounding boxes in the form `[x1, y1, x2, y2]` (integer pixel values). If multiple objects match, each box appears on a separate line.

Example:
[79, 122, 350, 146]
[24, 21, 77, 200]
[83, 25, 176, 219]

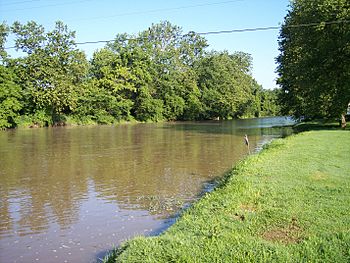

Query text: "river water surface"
[0, 117, 294, 263]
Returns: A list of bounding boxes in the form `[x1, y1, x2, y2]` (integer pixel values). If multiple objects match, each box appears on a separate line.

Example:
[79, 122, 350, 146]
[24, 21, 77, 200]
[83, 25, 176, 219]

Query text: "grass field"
[106, 130, 350, 262]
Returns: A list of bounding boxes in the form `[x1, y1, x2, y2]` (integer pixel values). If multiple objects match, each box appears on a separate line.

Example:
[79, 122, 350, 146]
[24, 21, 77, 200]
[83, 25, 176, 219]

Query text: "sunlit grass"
[106, 129, 350, 262]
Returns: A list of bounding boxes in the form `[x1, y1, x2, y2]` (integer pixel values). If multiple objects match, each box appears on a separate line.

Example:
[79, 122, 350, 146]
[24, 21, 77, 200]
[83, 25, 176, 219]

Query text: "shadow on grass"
[293, 119, 349, 133]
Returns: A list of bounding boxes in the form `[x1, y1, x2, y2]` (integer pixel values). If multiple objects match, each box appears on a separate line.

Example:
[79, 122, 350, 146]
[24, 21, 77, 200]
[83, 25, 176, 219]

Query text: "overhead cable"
[68, 0, 244, 22]
[4, 20, 350, 50]
[1, 0, 41, 6]
[2, 0, 94, 11]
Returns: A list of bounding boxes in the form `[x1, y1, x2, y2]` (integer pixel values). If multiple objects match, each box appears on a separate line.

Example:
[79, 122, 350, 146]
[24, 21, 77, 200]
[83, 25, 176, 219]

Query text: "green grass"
[293, 119, 349, 132]
[106, 130, 350, 262]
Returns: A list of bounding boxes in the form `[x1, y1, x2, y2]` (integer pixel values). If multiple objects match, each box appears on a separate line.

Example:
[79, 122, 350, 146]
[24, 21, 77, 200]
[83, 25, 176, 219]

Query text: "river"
[0, 117, 294, 263]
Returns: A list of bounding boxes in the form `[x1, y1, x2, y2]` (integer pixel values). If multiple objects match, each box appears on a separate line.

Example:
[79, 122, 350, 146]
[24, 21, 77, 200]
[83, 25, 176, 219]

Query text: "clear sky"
[1, 0, 291, 89]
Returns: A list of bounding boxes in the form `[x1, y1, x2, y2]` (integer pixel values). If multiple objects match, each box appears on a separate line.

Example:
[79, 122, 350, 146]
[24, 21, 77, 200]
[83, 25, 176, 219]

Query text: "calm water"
[0, 117, 294, 263]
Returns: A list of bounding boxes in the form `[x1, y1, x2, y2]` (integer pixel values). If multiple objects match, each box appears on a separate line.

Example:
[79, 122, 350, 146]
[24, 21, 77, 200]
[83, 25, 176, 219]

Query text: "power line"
[1, 0, 41, 6]
[197, 20, 350, 35]
[2, 0, 246, 23]
[2, 0, 94, 11]
[73, 25, 282, 45]
[197, 26, 280, 35]
[4, 20, 350, 50]
[68, 0, 245, 22]
[2, 0, 243, 13]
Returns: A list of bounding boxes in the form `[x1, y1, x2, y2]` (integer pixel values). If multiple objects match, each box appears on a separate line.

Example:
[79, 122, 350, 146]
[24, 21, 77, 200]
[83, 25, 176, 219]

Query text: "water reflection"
[0, 117, 294, 263]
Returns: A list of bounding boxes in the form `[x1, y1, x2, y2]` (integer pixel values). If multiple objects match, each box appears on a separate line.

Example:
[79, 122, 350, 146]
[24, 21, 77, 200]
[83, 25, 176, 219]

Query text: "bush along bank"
[105, 130, 350, 262]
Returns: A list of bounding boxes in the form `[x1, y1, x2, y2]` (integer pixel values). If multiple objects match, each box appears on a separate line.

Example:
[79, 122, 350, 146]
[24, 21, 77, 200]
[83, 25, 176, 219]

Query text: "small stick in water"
[244, 134, 250, 154]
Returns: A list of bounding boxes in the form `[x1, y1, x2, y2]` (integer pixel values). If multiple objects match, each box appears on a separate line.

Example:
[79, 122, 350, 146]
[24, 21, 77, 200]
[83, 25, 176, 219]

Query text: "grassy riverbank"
[106, 129, 350, 262]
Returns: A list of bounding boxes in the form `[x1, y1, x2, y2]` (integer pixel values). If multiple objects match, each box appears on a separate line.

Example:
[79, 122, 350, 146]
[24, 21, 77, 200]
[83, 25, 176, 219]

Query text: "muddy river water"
[0, 117, 294, 262]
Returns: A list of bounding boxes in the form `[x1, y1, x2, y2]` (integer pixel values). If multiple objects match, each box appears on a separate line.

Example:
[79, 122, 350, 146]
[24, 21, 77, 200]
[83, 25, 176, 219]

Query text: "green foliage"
[97, 21, 208, 122]
[72, 81, 133, 124]
[196, 51, 255, 119]
[31, 109, 53, 127]
[108, 130, 350, 262]
[242, 85, 281, 118]
[10, 20, 88, 123]
[0, 20, 282, 129]
[15, 115, 35, 128]
[0, 22, 10, 61]
[277, 0, 350, 119]
[0, 65, 22, 129]
[163, 93, 185, 120]
[259, 88, 281, 117]
[134, 87, 164, 122]
[90, 48, 135, 121]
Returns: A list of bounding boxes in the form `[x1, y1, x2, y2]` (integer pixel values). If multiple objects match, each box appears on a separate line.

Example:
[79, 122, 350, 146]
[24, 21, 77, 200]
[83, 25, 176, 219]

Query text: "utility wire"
[2, 0, 243, 12]
[2, 0, 95, 11]
[197, 20, 350, 35]
[4, 20, 350, 50]
[197, 26, 280, 35]
[68, 0, 245, 22]
[1, 0, 41, 6]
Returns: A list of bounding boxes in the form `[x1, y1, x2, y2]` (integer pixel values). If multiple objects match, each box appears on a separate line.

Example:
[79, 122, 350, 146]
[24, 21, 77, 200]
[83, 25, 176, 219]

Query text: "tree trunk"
[341, 114, 347, 129]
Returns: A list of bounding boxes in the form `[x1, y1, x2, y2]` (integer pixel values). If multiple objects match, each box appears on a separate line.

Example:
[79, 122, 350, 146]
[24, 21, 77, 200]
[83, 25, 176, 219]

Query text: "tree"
[277, 0, 350, 120]
[92, 35, 160, 122]
[11, 21, 88, 124]
[260, 89, 281, 117]
[72, 80, 132, 124]
[0, 23, 23, 129]
[100, 21, 207, 121]
[1, 19, 272, 127]
[196, 51, 255, 119]
[0, 22, 9, 62]
[0, 65, 23, 129]
[137, 21, 207, 121]
[89, 48, 135, 121]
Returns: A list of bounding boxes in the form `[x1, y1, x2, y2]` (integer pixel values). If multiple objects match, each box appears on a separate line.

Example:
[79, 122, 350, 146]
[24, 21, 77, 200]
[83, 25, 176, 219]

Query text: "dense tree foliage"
[277, 0, 350, 120]
[0, 23, 23, 128]
[196, 51, 256, 119]
[0, 20, 280, 129]
[9, 21, 89, 126]
[0, 66, 22, 128]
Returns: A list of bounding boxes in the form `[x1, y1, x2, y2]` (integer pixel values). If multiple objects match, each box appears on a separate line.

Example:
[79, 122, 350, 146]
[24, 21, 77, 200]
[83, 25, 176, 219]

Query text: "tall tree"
[138, 21, 207, 120]
[1, 19, 275, 127]
[0, 66, 22, 129]
[91, 34, 162, 122]
[0, 22, 9, 62]
[0, 23, 23, 129]
[89, 48, 135, 122]
[277, 0, 350, 120]
[98, 21, 207, 121]
[196, 51, 255, 119]
[11, 21, 88, 124]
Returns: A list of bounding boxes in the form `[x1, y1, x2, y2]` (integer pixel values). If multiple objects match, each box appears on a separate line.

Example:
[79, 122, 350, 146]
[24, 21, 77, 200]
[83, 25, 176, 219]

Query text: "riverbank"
[11, 115, 284, 130]
[105, 129, 350, 262]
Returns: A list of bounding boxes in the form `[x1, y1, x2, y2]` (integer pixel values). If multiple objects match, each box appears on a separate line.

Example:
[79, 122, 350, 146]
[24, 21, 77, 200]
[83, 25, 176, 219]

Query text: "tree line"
[277, 0, 350, 122]
[2, 0, 349, 129]
[0, 21, 280, 129]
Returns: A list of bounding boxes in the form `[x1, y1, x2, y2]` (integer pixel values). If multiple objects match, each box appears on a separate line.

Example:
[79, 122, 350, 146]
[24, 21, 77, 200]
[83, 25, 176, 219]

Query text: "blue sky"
[1, 0, 291, 89]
